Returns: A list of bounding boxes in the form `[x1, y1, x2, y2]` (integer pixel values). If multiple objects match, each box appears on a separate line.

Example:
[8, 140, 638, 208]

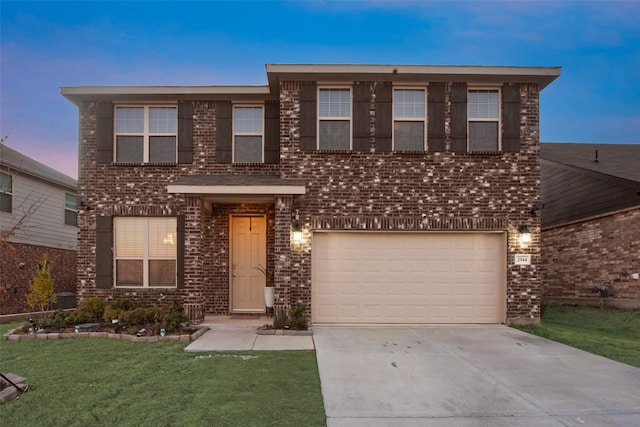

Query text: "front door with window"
[231, 216, 266, 312]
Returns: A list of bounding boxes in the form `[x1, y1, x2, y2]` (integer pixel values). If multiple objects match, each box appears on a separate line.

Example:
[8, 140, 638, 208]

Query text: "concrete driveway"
[313, 325, 640, 426]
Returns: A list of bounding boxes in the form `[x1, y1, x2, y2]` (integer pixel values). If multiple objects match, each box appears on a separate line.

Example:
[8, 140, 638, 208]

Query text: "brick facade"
[0, 242, 76, 315]
[69, 66, 555, 325]
[542, 207, 640, 300]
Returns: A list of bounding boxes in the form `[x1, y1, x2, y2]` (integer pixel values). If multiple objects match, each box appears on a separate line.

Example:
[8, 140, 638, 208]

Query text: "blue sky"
[1, 0, 639, 179]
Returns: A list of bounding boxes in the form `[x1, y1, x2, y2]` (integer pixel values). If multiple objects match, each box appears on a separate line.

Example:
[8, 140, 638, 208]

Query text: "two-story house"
[0, 144, 78, 314]
[62, 64, 560, 325]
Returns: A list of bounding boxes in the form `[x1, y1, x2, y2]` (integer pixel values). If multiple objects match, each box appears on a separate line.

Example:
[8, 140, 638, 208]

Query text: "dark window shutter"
[502, 84, 521, 153]
[215, 101, 232, 163]
[353, 83, 371, 152]
[299, 82, 317, 151]
[374, 82, 392, 152]
[264, 100, 280, 163]
[95, 215, 113, 289]
[177, 215, 185, 289]
[427, 83, 446, 152]
[177, 101, 193, 164]
[450, 83, 468, 153]
[96, 101, 114, 164]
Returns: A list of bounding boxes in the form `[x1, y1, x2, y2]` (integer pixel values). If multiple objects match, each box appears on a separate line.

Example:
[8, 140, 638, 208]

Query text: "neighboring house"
[61, 64, 560, 325]
[541, 143, 640, 305]
[0, 144, 78, 314]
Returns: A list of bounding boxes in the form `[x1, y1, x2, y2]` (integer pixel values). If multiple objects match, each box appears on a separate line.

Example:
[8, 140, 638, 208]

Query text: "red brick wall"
[0, 242, 76, 315]
[75, 80, 544, 324]
[542, 207, 640, 300]
[279, 81, 542, 324]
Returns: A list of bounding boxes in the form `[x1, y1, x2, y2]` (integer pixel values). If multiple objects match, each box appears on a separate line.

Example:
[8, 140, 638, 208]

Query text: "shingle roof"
[540, 142, 640, 227]
[0, 144, 77, 190]
[541, 143, 640, 183]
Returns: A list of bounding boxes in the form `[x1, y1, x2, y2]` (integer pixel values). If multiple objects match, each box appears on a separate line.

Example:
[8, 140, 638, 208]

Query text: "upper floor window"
[318, 88, 351, 150]
[233, 106, 263, 163]
[114, 217, 177, 288]
[0, 172, 12, 213]
[64, 193, 77, 227]
[393, 89, 426, 150]
[115, 106, 177, 163]
[468, 89, 500, 151]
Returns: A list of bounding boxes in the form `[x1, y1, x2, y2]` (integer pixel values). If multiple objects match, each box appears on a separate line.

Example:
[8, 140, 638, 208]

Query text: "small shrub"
[103, 306, 121, 322]
[49, 309, 71, 328]
[119, 308, 153, 326]
[80, 297, 105, 321]
[289, 304, 307, 330]
[26, 253, 57, 312]
[157, 300, 188, 332]
[67, 309, 91, 325]
[273, 307, 288, 329]
[110, 297, 143, 312]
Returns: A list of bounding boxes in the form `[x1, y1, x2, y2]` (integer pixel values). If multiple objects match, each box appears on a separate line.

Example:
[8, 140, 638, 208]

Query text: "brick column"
[274, 196, 292, 309]
[183, 196, 205, 322]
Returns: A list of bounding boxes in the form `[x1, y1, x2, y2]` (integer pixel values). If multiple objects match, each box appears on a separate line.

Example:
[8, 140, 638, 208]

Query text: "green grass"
[0, 322, 325, 426]
[516, 305, 640, 368]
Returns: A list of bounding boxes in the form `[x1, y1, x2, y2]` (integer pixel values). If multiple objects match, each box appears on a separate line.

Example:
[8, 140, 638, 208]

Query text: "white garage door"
[312, 232, 506, 324]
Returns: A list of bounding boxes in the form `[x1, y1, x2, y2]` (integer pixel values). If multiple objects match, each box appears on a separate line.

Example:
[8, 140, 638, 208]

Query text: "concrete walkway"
[314, 325, 640, 426]
[184, 315, 314, 351]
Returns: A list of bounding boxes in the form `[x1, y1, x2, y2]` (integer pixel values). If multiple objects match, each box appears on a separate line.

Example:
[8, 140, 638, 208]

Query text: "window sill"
[112, 162, 178, 166]
[114, 286, 178, 289]
[232, 162, 267, 166]
[467, 151, 504, 155]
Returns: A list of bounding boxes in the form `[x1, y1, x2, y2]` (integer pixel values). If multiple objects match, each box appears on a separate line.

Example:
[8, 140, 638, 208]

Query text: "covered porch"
[167, 174, 306, 323]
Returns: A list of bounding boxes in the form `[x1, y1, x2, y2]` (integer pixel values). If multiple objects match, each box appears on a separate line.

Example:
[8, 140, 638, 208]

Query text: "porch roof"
[167, 174, 306, 203]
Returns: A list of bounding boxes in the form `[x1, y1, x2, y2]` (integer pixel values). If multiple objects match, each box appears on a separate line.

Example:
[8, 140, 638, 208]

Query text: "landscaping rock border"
[3, 326, 209, 343]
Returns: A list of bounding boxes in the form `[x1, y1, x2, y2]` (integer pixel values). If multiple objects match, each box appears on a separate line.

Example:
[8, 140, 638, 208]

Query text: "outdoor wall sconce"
[292, 210, 302, 243]
[5, 283, 17, 293]
[518, 225, 532, 245]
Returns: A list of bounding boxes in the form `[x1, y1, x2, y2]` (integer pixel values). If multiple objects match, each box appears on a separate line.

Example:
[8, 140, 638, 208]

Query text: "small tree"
[26, 253, 57, 312]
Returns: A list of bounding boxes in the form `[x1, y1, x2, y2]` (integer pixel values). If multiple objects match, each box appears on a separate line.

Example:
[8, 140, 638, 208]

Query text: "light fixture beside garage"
[292, 210, 303, 243]
[518, 225, 532, 245]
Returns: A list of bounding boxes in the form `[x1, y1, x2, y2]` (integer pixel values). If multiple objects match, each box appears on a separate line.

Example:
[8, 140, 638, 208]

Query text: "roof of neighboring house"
[0, 144, 77, 191]
[60, 63, 561, 105]
[541, 143, 640, 183]
[540, 143, 640, 228]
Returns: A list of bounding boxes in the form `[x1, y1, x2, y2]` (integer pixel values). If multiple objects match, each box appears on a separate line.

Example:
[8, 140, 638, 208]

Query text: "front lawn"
[0, 323, 325, 426]
[516, 305, 640, 368]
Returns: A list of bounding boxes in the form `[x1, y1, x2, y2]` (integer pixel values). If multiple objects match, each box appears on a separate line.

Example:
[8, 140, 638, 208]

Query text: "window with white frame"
[318, 88, 351, 150]
[468, 89, 500, 151]
[64, 193, 77, 227]
[0, 172, 11, 213]
[115, 106, 177, 163]
[233, 106, 263, 163]
[394, 88, 426, 150]
[114, 217, 177, 288]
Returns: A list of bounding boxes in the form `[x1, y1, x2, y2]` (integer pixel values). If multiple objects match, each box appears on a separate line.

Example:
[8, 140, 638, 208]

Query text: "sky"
[1, 0, 639, 179]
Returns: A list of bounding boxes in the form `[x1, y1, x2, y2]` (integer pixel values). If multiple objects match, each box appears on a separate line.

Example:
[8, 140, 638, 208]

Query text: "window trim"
[64, 193, 77, 227]
[113, 216, 178, 288]
[232, 104, 264, 163]
[0, 172, 12, 214]
[392, 86, 427, 151]
[467, 87, 502, 152]
[113, 104, 178, 163]
[317, 86, 353, 150]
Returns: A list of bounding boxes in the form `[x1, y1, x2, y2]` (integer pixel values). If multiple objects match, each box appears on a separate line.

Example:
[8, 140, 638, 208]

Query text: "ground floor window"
[114, 217, 177, 287]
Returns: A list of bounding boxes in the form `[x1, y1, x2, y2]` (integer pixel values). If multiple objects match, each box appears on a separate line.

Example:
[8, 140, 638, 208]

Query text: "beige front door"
[231, 216, 266, 312]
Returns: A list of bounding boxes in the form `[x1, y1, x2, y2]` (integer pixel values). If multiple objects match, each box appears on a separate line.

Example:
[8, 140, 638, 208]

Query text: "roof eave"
[266, 64, 561, 91]
[60, 85, 272, 106]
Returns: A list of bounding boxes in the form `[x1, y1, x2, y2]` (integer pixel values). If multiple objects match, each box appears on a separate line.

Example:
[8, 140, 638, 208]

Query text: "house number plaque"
[515, 254, 531, 265]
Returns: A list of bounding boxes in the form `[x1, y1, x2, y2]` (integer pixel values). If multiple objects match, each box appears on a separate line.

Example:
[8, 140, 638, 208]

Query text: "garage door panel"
[312, 232, 505, 324]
